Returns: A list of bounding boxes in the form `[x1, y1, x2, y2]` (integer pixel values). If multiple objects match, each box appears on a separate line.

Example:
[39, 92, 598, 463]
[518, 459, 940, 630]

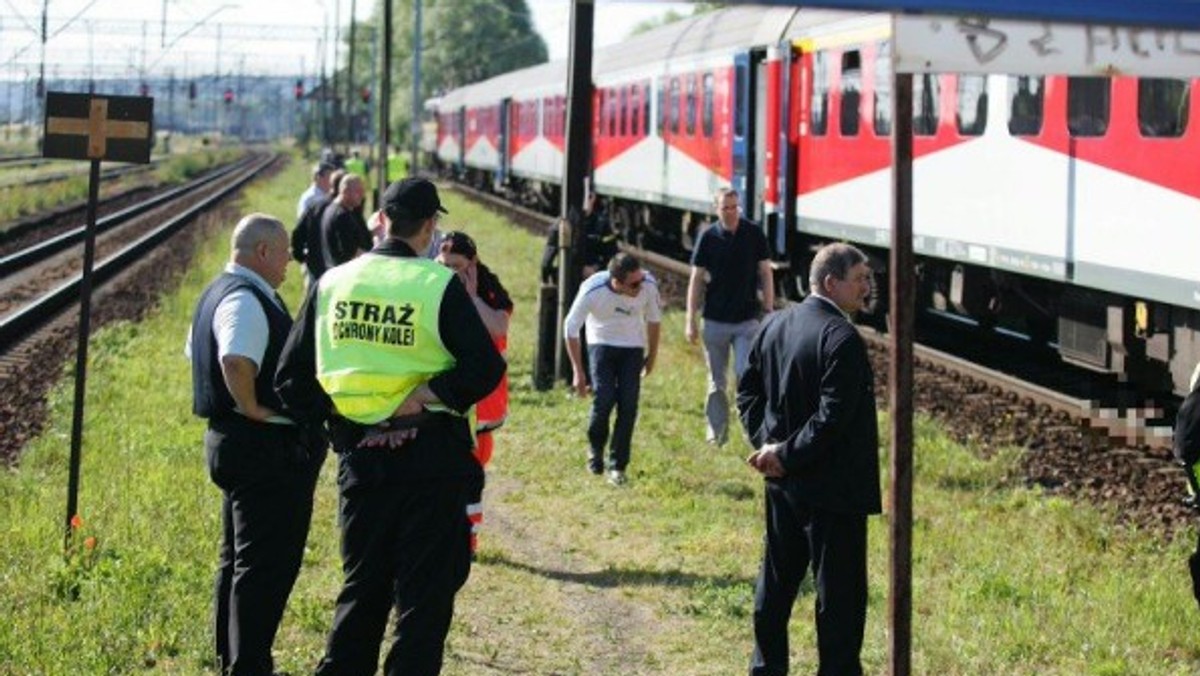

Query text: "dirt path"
[446, 472, 662, 675]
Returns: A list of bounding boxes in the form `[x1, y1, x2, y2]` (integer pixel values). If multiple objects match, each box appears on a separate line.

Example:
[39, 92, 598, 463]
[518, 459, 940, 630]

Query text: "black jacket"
[737, 295, 881, 514]
[274, 238, 506, 478]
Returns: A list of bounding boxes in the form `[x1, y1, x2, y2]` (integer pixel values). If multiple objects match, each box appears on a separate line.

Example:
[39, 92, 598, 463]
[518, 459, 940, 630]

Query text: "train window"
[662, 82, 672, 135]
[956, 75, 988, 136]
[811, 52, 829, 136]
[702, 73, 715, 138]
[1006, 76, 1043, 135]
[1139, 78, 1189, 137]
[874, 41, 892, 136]
[643, 83, 652, 137]
[610, 89, 620, 137]
[630, 86, 640, 137]
[913, 73, 940, 135]
[840, 50, 862, 136]
[1067, 77, 1110, 137]
[620, 86, 629, 136]
[670, 77, 682, 134]
[686, 75, 698, 136]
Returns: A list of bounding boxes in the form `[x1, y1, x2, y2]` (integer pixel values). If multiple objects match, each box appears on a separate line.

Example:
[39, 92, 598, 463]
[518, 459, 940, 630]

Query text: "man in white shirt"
[186, 214, 325, 676]
[296, 163, 333, 219]
[564, 253, 662, 485]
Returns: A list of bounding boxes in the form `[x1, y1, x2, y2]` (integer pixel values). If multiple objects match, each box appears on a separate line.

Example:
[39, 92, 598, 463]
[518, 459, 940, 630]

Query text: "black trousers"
[586, 344, 643, 472]
[315, 450, 479, 676]
[206, 417, 325, 676]
[750, 482, 868, 676]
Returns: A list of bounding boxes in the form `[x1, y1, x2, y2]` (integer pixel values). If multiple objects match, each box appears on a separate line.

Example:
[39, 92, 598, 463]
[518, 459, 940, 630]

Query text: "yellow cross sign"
[43, 92, 154, 164]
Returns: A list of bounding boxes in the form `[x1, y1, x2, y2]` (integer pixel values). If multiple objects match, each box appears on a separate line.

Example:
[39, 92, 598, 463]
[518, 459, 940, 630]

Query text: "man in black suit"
[736, 242, 881, 676]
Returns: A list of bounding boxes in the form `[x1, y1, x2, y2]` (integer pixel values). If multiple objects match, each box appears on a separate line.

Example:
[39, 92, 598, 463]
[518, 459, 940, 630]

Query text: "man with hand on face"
[736, 242, 881, 676]
[435, 230, 513, 555]
[275, 178, 505, 676]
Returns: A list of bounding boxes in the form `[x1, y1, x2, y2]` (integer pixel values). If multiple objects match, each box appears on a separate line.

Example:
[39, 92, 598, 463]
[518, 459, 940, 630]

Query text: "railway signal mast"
[41, 91, 154, 552]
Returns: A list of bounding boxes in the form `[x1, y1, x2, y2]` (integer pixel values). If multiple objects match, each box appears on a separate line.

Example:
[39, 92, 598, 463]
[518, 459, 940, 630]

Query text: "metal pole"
[64, 159, 102, 549]
[888, 39, 915, 676]
[375, 0, 391, 209]
[409, 0, 422, 176]
[346, 0, 357, 143]
[332, 0, 341, 146]
[38, 0, 48, 145]
[554, 0, 594, 382]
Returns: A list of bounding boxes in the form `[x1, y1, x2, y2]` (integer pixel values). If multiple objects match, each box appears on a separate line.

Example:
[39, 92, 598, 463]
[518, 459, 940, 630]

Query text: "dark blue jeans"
[587, 344, 643, 472]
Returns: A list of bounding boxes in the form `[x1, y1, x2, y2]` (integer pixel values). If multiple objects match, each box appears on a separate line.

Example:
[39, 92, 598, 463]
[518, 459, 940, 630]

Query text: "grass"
[1, 160, 1199, 674]
[0, 147, 243, 226]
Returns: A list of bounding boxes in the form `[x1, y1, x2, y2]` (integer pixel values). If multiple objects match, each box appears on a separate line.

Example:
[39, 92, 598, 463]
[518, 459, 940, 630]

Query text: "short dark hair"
[607, 252, 640, 282]
[809, 242, 868, 292]
[386, 213, 427, 239]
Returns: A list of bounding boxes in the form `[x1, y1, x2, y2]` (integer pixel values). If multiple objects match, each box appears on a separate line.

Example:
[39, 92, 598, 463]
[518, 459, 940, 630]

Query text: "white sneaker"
[607, 469, 627, 486]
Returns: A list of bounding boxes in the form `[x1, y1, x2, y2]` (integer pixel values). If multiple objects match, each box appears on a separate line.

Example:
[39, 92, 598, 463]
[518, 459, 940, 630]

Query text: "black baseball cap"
[383, 178, 449, 220]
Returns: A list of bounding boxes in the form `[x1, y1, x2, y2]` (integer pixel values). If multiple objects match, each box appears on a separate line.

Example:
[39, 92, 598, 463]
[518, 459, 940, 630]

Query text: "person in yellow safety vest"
[388, 152, 408, 183]
[275, 177, 505, 676]
[435, 230, 513, 555]
[344, 150, 371, 193]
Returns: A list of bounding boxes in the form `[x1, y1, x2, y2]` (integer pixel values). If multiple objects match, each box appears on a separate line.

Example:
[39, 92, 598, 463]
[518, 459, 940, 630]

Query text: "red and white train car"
[429, 6, 1200, 395]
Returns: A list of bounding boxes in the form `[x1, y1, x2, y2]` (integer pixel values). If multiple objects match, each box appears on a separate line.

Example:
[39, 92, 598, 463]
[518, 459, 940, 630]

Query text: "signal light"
[223, 88, 234, 105]
[360, 86, 371, 104]
[294, 79, 304, 101]
[188, 81, 197, 100]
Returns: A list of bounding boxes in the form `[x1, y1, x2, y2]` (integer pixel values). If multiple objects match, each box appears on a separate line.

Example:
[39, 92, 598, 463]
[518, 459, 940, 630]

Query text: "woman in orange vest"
[436, 231, 512, 554]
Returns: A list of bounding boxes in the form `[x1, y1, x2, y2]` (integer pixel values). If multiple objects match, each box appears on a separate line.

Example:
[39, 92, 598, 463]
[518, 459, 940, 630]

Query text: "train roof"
[428, 6, 884, 110]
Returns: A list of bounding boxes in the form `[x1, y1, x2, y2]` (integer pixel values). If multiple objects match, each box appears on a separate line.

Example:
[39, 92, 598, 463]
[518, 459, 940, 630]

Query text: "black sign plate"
[43, 92, 154, 164]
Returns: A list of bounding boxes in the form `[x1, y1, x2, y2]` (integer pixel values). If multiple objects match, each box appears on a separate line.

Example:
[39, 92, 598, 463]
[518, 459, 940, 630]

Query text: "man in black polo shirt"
[685, 187, 774, 447]
[317, 173, 372, 276]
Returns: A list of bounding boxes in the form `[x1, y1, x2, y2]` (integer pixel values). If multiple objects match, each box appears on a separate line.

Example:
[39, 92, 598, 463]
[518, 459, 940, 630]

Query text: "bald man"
[187, 214, 326, 676]
[316, 173, 372, 277]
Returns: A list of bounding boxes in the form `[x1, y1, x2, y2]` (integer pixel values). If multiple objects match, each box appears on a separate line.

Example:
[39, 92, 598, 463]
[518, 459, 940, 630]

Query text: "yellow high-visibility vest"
[315, 254, 454, 424]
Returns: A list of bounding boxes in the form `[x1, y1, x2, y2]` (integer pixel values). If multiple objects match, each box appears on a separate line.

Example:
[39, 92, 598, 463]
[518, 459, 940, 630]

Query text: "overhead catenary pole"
[346, 0, 357, 143]
[554, 0, 594, 382]
[374, 0, 391, 209]
[409, 0, 422, 176]
[888, 30, 915, 676]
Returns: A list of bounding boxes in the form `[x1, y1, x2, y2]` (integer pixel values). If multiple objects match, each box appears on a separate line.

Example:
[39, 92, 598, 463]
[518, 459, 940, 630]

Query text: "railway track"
[0, 153, 274, 355]
[0, 151, 279, 465]
[449, 181, 1194, 535]
[0, 159, 158, 191]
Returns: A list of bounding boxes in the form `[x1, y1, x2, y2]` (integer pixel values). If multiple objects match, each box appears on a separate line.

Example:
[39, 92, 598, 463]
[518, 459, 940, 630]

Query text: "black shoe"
[587, 454, 603, 475]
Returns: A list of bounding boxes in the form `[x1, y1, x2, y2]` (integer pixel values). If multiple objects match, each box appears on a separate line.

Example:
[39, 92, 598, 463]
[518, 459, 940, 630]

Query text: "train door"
[455, 106, 466, 175]
[497, 99, 511, 191]
[732, 50, 763, 218]
[777, 43, 798, 254]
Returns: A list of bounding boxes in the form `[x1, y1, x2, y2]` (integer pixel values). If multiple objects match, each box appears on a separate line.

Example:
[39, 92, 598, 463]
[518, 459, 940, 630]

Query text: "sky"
[0, 0, 696, 80]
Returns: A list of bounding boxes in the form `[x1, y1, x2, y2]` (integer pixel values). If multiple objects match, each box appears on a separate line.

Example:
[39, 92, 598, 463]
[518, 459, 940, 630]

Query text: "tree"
[344, 0, 548, 149]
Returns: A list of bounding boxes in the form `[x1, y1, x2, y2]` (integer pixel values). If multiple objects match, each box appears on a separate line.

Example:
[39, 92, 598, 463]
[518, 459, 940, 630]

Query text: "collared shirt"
[564, 271, 662, 348]
[811, 292, 851, 321]
[297, 184, 326, 219]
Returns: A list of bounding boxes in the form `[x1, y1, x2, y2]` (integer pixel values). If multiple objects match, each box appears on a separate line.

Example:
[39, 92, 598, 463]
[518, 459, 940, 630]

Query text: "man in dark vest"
[187, 213, 325, 676]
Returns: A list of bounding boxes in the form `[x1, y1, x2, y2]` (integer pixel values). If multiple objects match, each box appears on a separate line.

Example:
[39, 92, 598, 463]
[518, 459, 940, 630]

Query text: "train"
[423, 6, 1200, 397]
